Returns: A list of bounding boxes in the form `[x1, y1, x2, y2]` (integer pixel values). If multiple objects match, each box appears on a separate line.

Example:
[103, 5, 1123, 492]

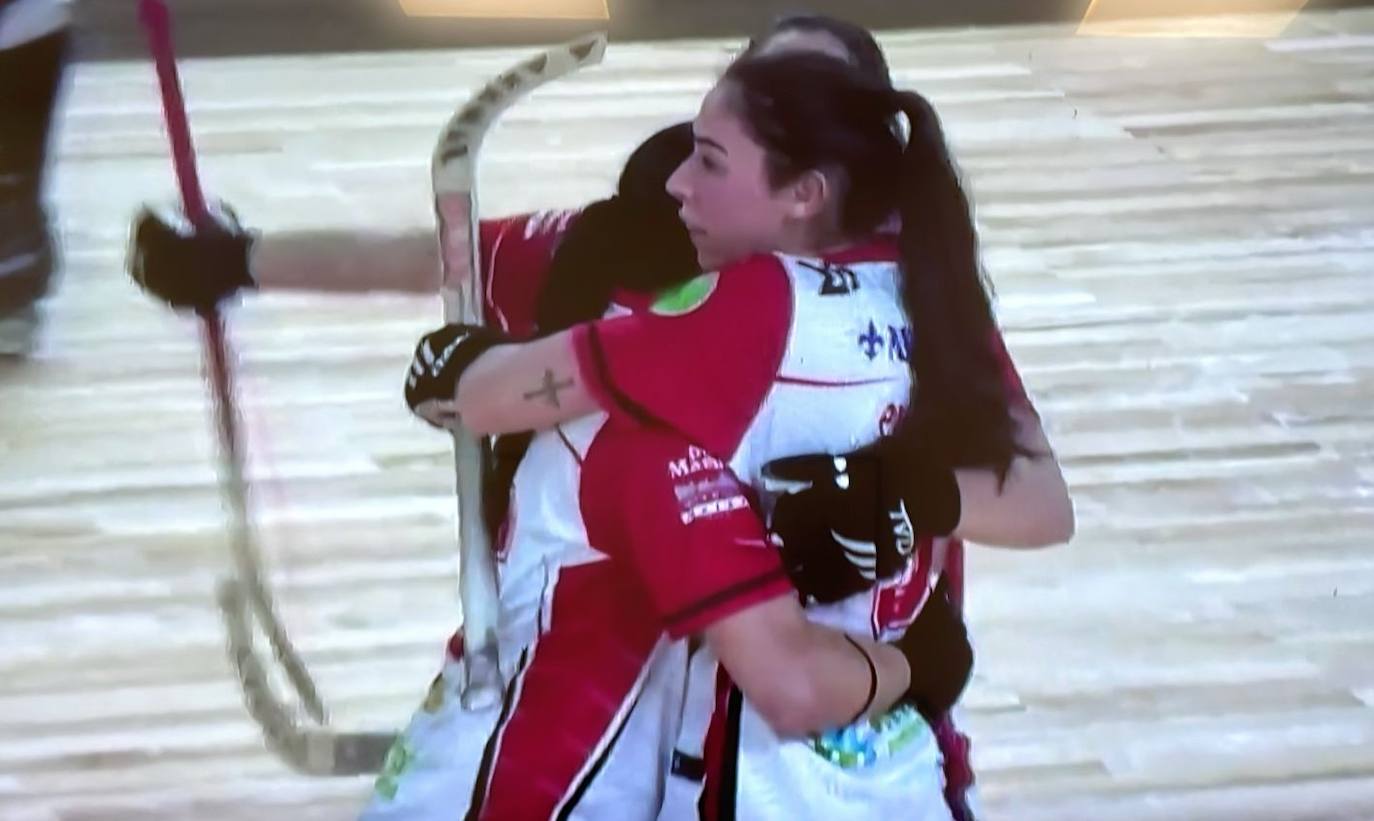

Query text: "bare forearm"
[707, 598, 911, 738]
[953, 453, 1074, 547]
[949, 406, 1075, 548]
[453, 331, 599, 434]
[251, 229, 439, 294]
[779, 625, 911, 737]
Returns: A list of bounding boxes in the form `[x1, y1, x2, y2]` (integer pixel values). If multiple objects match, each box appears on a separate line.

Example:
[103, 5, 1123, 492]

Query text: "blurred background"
[68, 0, 1374, 58]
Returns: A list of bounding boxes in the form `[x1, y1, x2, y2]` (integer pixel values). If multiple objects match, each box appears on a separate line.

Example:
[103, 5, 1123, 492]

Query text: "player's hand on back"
[762, 447, 916, 604]
[763, 442, 973, 720]
[893, 579, 973, 723]
[127, 201, 256, 312]
[761, 436, 960, 604]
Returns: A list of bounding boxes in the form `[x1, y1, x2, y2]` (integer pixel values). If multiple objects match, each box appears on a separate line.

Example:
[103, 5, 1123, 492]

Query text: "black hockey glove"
[127, 202, 256, 312]
[761, 437, 960, 604]
[404, 323, 508, 428]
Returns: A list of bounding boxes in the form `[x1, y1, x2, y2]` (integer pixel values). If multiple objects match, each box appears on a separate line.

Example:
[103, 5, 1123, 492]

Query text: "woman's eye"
[700, 154, 722, 173]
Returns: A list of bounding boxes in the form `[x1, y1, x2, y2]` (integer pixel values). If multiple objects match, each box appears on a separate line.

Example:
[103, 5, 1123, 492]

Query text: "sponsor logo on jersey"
[889, 500, 915, 559]
[858, 321, 912, 362]
[798, 259, 860, 296]
[651, 272, 719, 316]
[373, 738, 419, 801]
[666, 445, 726, 479]
[675, 490, 750, 525]
[667, 446, 748, 523]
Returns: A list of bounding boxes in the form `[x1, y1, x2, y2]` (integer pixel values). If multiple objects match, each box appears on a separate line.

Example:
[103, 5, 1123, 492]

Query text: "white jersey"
[729, 251, 948, 642]
[579, 246, 953, 821]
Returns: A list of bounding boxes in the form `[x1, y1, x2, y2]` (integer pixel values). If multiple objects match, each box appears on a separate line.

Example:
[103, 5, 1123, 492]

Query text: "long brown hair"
[724, 52, 1028, 473]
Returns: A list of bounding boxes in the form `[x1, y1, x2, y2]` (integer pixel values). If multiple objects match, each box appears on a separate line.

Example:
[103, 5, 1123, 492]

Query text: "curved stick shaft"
[433, 32, 607, 709]
[219, 581, 396, 775]
[138, 0, 325, 724]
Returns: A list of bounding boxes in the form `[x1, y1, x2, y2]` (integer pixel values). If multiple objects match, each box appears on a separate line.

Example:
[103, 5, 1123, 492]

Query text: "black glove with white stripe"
[404, 323, 506, 429]
[762, 439, 960, 605]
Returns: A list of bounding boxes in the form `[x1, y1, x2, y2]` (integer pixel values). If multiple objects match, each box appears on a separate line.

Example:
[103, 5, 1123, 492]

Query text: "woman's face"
[665, 81, 796, 271]
[665, 29, 861, 271]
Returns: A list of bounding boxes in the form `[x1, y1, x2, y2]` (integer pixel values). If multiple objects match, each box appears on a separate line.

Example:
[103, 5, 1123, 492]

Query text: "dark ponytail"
[889, 91, 1028, 475]
[724, 53, 1031, 476]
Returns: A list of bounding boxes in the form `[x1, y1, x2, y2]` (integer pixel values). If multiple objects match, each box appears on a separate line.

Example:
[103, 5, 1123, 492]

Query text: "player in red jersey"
[401, 47, 1072, 821]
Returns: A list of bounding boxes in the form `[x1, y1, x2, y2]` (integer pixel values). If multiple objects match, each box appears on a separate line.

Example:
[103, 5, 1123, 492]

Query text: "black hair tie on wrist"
[843, 634, 878, 726]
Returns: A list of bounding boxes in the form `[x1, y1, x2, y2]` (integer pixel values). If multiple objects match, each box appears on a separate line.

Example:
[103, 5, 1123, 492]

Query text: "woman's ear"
[785, 168, 833, 221]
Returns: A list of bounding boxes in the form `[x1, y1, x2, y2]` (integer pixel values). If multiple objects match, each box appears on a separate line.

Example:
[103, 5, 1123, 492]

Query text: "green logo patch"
[373, 738, 418, 801]
[651, 273, 718, 316]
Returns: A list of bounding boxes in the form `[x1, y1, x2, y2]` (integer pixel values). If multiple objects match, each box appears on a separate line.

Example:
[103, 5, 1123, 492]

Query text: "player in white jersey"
[405, 47, 1074, 821]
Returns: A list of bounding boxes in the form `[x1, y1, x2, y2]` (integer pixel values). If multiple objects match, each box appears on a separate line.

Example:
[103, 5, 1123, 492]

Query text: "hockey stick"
[137, 0, 333, 736]
[432, 31, 606, 709]
[138, 0, 605, 769]
[217, 580, 397, 775]
[139, 0, 398, 774]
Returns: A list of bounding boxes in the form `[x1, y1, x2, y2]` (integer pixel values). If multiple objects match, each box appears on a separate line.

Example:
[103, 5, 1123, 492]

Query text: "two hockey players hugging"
[126, 13, 1073, 821]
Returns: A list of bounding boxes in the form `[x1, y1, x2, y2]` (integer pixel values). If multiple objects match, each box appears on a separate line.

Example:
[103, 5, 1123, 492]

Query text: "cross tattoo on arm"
[523, 369, 575, 408]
